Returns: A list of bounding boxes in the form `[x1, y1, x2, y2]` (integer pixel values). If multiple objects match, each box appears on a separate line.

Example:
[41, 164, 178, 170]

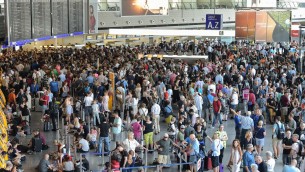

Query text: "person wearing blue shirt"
[182, 134, 200, 172]
[243, 144, 255, 172]
[49, 79, 59, 97]
[30, 81, 40, 96]
[232, 110, 242, 140]
[282, 159, 300, 172]
[87, 73, 94, 87]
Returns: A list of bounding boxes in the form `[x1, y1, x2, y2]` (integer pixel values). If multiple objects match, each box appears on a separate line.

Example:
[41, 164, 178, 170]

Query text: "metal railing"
[97, 0, 301, 11]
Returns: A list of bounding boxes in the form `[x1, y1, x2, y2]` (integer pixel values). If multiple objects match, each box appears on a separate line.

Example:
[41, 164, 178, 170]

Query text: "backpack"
[276, 123, 285, 140]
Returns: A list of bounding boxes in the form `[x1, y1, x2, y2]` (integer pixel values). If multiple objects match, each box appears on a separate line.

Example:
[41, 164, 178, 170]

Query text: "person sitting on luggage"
[76, 135, 90, 153]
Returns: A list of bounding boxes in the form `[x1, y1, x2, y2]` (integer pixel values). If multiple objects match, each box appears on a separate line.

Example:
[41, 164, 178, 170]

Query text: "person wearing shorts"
[254, 120, 266, 155]
[143, 116, 154, 151]
[206, 133, 223, 172]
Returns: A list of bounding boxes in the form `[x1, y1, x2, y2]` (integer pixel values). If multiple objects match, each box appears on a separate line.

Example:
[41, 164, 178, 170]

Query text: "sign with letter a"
[206, 14, 223, 30]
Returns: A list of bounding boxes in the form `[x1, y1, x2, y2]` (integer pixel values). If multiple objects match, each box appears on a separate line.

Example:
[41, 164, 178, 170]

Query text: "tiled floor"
[19, 108, 286, 172]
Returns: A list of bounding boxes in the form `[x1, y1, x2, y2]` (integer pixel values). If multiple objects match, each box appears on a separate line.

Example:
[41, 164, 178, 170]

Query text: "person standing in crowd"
[98, 118, 110, 156]
[235, 110, 254, 149]
[84, 92, 93, 124]
[215, 125, 228, 165]
[282, 159, 301, 172]
[155, 133, 179, 172]
[206, 133, 223, 172]
[194, 92, 203, 118]
[227, 139, 243, 172]
[182, 133, 200, 172]
[254, 120, 266, 155]
[272, 116, 285, 160]
[41, 90, 49, 116]
[111, 111, 122, 142]
[212, 96, 222, 128]
[143, 116, 154, 151]
[151, 100, 161, 135]
[282, 129, 293, 165]
[265, 151, 275, 172]
[256, 155, 268, 172]
[243, 144, 255, 172]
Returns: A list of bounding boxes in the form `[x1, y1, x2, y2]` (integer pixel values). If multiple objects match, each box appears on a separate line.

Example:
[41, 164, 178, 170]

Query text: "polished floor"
[19, 107, 286, 172]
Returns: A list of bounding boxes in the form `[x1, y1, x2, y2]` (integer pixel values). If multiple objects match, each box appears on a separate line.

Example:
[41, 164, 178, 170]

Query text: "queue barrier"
[78, 150, 199, 172]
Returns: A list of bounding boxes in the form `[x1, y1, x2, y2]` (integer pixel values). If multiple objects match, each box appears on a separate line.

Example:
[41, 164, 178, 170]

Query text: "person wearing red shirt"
[248, 90, 256, 112]
[40, 91, 49, 116]
[212, 96, 222, 128]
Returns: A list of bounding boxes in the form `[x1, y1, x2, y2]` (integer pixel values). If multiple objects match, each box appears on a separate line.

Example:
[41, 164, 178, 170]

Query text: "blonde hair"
[245, 130, 252, 139]
[258, 120, 263, 127]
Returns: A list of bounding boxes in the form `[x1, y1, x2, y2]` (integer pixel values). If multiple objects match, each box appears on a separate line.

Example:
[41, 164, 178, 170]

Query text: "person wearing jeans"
[212, 96, 222, 128]
[98, 118, 110, 156]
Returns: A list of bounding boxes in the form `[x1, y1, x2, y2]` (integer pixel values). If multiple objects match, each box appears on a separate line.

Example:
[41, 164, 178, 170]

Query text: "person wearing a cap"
[177, 125, 185, 144]
[154, 133, 180, 172]
[242, 144, 255, 172]
[181, 134, 200, 172]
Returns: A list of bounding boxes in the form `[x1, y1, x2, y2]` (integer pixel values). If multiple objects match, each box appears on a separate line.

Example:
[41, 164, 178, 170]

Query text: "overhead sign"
[206, 14, 223, 30]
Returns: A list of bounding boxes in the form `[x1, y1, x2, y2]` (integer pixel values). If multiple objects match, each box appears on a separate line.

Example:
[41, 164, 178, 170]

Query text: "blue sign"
[206, 14, 223, 30]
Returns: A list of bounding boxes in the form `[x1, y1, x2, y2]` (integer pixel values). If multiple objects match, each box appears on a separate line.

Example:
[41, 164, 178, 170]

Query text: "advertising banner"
[88, 0, 98, 34]
[236, 11, 291, 42]
[121, 0, 169, 16]
[205, 14, 223, 30]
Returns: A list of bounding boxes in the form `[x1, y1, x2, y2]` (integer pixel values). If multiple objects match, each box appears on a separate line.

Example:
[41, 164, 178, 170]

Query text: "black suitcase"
[43, 121, 51, 131]
[32, 137, 42, 152]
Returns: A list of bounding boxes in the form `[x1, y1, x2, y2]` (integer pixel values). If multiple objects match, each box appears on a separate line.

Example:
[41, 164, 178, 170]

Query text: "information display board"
[69, 0, 83, 33]
[52, 0, 69, 36]
[205, 14, 223, 30]
[8, 0, 32, 42]
[32, 0, 51, 39]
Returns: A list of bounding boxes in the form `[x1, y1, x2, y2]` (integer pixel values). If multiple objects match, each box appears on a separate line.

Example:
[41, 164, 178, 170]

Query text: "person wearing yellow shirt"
[215, 125, 228, 165]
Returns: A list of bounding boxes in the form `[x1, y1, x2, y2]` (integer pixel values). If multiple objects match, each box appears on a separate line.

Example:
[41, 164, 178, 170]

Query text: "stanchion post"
[102, 140, 105, 169]
[67, 135, 71, 156]
[179, 153, 182, 172]
[145, 149, 148, 172]
[80, 153, 83, 172]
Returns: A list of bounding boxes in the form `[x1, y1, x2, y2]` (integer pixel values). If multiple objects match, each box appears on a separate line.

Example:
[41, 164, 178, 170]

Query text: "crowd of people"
[0, 39, 304, 172]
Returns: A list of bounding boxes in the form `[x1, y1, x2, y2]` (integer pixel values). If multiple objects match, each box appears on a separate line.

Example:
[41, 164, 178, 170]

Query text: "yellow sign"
[157, 54, 163, 59]
[109, 72, 115, 111]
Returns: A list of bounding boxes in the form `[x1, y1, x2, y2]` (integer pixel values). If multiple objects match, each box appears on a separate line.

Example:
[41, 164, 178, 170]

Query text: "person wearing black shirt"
[194, 124, 207, 150]
[267, 94, 276, 124]
[98, 118, 110, 156]
[255, 156, 268, 172]
[282, 130, 293, 165]
[143, 116, 154, 151]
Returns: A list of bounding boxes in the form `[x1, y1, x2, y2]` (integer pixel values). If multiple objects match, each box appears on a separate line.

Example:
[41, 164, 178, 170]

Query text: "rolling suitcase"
[43, 121, 51, 131]
[32, 137, 42, 152]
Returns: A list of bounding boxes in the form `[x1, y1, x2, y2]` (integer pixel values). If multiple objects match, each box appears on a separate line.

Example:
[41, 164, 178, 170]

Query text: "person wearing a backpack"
[272, 116, 285, 160]
[290, 134, 304, 167]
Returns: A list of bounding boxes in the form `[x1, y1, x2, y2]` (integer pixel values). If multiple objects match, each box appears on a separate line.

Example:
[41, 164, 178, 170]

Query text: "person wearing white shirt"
[207, 133, 223, 172]
[194, 92, 203, 118]
[77, 136, 90, 153]
[151, 102, 161, 134]
[122, 132, 145, 155]
[84, 92, 93, 123]
[190, 109, 199, 127]
[265, 151, 275, 172]
[92, 100, 100, 126]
